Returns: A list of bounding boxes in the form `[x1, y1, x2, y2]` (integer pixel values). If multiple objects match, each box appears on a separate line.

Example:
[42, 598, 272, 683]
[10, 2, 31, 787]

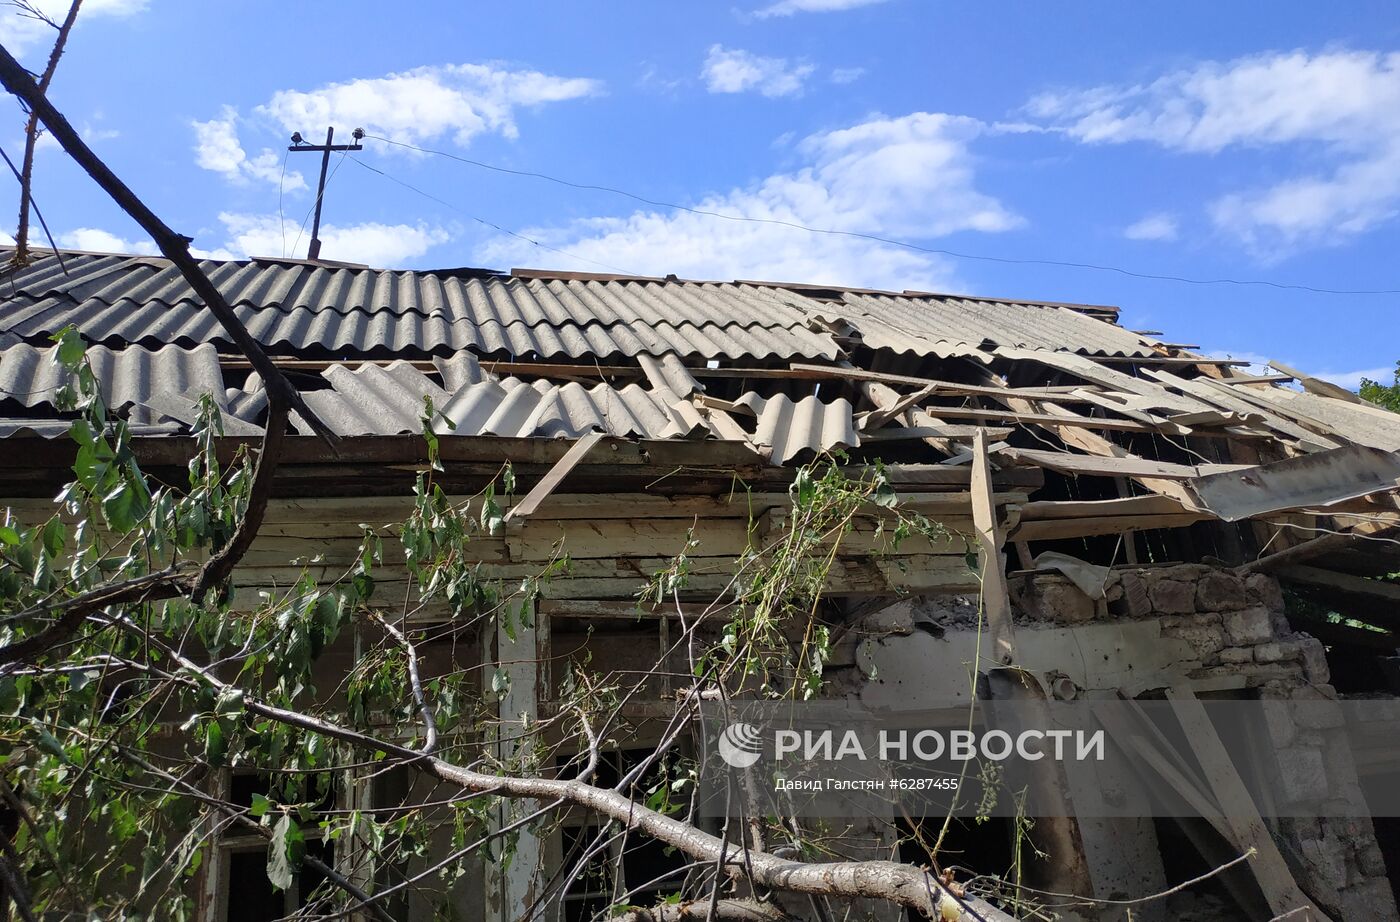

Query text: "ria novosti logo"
[717, 722, 764, 768]
[714, 723, 1106, 768]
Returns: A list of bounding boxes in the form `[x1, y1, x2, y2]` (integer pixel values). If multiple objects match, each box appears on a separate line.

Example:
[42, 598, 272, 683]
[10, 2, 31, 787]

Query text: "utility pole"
[288, 126, 364, 261]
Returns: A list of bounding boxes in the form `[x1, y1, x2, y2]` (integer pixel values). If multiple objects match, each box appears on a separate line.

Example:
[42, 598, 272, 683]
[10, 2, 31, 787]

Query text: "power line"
[366, 133, 1400, 298]
[347, 155, 639, 276]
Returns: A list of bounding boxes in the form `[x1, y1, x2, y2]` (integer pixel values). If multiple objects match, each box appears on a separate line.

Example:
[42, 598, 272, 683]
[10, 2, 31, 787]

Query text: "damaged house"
[3, 249, 1400, 922]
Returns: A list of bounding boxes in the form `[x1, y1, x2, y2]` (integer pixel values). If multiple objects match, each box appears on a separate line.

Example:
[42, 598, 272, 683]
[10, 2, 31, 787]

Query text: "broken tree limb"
[133, 628, 1017, 922]
[608, 899, 790, 922]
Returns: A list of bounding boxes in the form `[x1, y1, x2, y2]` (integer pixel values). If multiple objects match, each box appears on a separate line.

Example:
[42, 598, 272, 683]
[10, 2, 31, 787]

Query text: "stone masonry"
[1013, 563, 1399, 922]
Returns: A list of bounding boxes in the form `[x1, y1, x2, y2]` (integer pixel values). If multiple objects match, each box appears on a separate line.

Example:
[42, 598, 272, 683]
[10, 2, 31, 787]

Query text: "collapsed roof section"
[2, 249, 1398, 577]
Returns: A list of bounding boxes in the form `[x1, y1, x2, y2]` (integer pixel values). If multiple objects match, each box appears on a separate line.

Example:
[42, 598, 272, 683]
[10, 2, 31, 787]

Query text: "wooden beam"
[1163, 688, 1333, 922]
[1237, 525, 1400, 575]
[861, 425, 1014, 442]
[999, 446, 1242, 483]
[491, 596, 541, 920]
[1268, 360, 1363, 405]
[1288, 615, 1397, 651]
[1279, 566, 1400, 605]
[1019, 495, 1195, 520]
[1009, 512, 1208, 542]
[900, 405, 1163, 433]
[504, 431, 606, 522]
[971, 430, 1016, 665]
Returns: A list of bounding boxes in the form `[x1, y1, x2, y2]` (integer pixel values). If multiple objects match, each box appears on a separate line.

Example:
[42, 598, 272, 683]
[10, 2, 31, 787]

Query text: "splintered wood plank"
[1009, 512, 1207, 542]
[998, 446, 1242, 482]
[1164, 688, 1333, 922]
[1018, 495, 1194, 519]
[505, 430, 605, 523]
[971, 430, 1016, 665]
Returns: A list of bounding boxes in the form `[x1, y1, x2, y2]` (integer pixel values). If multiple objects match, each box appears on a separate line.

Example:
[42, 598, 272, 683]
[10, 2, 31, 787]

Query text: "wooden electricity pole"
[288, 126, 363, 260]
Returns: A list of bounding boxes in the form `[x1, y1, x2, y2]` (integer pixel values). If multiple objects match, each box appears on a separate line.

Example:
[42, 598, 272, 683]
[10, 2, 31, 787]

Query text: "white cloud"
[830, 67, 866, 85]
[46, 216, 451, 267]
[0, 0, 147, 56]
[191, 106, 306, 190]
[476, 112, 1020, 290]
[754, 0, 890, 18]
[257, 63, 601, 147]
[702, 46, 815, 98]
[1123, 212, 1178, 241]
[217, 213, 452, 267]
[1030, 50, 1400, 252]
[58, 227, 156, 255]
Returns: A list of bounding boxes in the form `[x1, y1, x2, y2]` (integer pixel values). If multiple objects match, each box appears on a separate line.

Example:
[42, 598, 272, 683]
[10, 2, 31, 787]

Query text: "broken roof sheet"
[0, 340, 227, 411]
[834, 292, 1158, 358]
[2, 249, 1398, 527]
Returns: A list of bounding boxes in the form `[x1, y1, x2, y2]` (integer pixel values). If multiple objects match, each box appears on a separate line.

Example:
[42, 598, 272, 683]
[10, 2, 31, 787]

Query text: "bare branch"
[11, 0, 79, 266]
[370, 610, 438, 755]
[117, 747, 396, 922]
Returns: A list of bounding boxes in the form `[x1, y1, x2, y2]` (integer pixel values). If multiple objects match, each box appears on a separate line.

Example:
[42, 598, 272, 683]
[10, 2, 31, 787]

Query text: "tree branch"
[0, 567, 182, 667]
[148, 636, 1012, 922]
[609, 899, 790, 922]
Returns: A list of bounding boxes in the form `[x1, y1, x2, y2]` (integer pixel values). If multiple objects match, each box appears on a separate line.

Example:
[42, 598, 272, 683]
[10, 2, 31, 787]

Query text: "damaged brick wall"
[1012, 563, 1399, 921]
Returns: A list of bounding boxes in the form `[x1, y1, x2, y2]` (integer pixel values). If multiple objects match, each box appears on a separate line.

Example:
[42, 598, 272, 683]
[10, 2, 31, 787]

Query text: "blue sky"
[3, 0, 1398, 386]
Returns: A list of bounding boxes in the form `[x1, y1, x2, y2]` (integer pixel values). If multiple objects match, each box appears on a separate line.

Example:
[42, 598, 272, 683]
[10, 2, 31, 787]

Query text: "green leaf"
[791, 467, 815, 507]
[54, 327, 86, 368]
[0, 525, 18, 546]
[491, 667, 510, 697]
[872, 475, 898, 509]
[214, 687, 244, 719]
[250, 793, 270, 818]
[102, 481, 138, 532]
[41, 518, 65, 556]
[267, 813, 304, 891]
[204, 720, 227, 765]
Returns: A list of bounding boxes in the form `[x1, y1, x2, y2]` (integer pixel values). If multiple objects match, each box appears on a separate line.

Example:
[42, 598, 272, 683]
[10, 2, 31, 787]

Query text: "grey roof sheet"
[834, 292, 1156, 358]
[294, 362, 695, 440]
[736, 392, 859, 463]
[0, 253, 837, 361]
[0, 340, 226, 411]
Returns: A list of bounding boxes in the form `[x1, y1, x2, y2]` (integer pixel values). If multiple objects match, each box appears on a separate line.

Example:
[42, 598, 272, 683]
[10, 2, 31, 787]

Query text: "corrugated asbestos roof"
[0, 251, 1160, 363]
[288, 361, 697, 440]
[835, 292, 1156, 358]
[0, 341, 226, 411]
[0, 253, 837, 361]
[0, 337, 860, 460]
[735, 392, 859, 464]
